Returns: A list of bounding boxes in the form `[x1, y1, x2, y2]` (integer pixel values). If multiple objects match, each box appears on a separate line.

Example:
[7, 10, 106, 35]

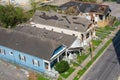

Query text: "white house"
[30, 10, 97, 48]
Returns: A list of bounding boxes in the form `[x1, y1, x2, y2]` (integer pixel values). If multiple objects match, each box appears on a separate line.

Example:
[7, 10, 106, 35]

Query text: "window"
[86, 33, 89, 39]
[9, 52, 13, 56]
[19, 55, 26, 62]
[45, 62, 49, 69]
[0, 48, 1, 53]
[32, 59, 40, 67]
[0, 48, 5, 55]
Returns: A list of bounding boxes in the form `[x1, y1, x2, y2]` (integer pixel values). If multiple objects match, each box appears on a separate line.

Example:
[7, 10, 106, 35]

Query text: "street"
[103, 2, 120, 18]
[0, 60, 28, 80]
[81, 31, 120, 80]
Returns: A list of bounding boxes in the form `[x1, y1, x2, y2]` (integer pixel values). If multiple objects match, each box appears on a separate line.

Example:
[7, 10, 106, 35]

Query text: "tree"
[30, 0, 37, 12]
[0, 5, 27, 28]
[54, 60, 69, 73]
[30, 0, 44, 12]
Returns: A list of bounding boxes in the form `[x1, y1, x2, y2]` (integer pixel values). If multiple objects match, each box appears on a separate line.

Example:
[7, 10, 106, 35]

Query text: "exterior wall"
[78, 13, 100, 22]
[31, 22, 82, 38]
[78, 12, 111, 27]
[0, 45, 46, 73]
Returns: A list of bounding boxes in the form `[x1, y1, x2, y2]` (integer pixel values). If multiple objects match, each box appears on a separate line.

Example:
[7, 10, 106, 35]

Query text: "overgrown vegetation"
[37, 5, 58, 11]
[55, 60, 69, 73]
[0, 5, 30, 28]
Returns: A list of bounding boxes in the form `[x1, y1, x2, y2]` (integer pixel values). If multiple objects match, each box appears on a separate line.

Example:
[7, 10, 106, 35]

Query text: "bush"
[55, 60, 69, 73]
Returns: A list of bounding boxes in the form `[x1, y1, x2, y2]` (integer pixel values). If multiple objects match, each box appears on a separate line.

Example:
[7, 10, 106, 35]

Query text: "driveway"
[103, 2, 120, 18]
[0, 60, 28, 80]
[47, 0, 71, 6]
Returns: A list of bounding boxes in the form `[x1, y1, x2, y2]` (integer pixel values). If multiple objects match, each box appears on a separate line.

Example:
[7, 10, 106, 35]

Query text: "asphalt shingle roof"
[15, 25, 76, 47]
[32, 10, 92, 32]
[59, 1, 110, 15]
[0, 27, 62, 61]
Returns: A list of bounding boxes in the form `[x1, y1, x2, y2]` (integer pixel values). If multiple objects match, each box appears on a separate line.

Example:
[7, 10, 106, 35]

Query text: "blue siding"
[0, 45, 46, 73]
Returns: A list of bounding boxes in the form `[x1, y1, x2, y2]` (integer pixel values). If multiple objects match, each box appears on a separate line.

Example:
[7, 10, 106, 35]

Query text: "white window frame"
[19, 55, 26, 62]
[32, 59, 40, 67]
[9, 52, 13, 56]
[0, 48, 5, 55]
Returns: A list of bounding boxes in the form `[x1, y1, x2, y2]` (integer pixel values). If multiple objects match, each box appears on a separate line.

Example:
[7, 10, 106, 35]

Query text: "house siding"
[0, 45, 46, 73]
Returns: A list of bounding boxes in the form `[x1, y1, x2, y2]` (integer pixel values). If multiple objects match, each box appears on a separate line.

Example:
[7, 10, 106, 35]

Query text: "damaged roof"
[32, 10, 92, 32]
[59, 1, 110, 15]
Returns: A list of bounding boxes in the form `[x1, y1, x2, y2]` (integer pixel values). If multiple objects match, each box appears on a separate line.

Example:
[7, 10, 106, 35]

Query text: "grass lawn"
[37, 5, 58, 11]
[77, 54, 89, 64]
[38, 74, 49, 80]
[92, 40, 101, 47]
[114, 21, 120, 26]
[60, 67, 75, 78]
[96, 26, 115, 40]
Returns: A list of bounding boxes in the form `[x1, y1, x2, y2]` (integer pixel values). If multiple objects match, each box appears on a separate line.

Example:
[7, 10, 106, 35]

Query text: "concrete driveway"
[103, 2, 120, 18]
[47, 0, 71, 6]
[0, 60, 28, 80]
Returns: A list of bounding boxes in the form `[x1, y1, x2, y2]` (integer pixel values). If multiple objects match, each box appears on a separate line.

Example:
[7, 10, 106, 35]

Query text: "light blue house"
[0, 27, 68, 73]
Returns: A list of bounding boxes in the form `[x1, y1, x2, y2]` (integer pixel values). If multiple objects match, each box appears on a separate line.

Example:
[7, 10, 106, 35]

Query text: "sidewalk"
[66, 26, 120, 80]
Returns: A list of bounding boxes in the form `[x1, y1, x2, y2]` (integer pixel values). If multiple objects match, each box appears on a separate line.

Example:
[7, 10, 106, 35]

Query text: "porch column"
[65, 49, 68, 58]
[48, 63, 51, 71]
[93, 28, 96, 37]
[79, 49, 82, 56]
[57, 57, 59, 62]
[83, 34, 86, 45]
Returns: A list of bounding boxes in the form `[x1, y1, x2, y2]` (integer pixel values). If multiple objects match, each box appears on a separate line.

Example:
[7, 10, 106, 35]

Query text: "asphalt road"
[103, 2, 120, 18]
[81, 31, 120, 80]
[0, 61, 28, 80]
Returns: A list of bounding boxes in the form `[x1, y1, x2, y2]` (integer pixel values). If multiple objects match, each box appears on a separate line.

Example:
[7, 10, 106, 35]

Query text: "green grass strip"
[73, 39, 112, 80]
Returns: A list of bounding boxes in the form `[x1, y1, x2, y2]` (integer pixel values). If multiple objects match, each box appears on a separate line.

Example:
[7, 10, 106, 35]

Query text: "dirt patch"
[28, 72, 38, 80]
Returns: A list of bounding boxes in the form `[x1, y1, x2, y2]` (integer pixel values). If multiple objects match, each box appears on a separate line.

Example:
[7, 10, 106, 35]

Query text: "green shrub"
[55, 60, 69, 73]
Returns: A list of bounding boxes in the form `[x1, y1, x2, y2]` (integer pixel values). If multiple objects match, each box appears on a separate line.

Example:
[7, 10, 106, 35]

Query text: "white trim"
[33, 59, 39, 67]
[50, 46, 66, 60]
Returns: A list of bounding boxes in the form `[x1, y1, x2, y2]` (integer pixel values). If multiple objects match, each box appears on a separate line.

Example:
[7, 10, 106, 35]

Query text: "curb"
[79, 26, 120, 80]
[79, 41, 112, 80]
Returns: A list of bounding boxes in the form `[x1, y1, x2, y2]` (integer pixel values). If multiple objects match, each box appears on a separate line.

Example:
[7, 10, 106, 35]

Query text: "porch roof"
[0, 27, 63, 61]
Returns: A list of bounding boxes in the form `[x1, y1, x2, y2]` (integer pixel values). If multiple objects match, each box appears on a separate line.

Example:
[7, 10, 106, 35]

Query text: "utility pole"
[89, 41, 93, 60]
